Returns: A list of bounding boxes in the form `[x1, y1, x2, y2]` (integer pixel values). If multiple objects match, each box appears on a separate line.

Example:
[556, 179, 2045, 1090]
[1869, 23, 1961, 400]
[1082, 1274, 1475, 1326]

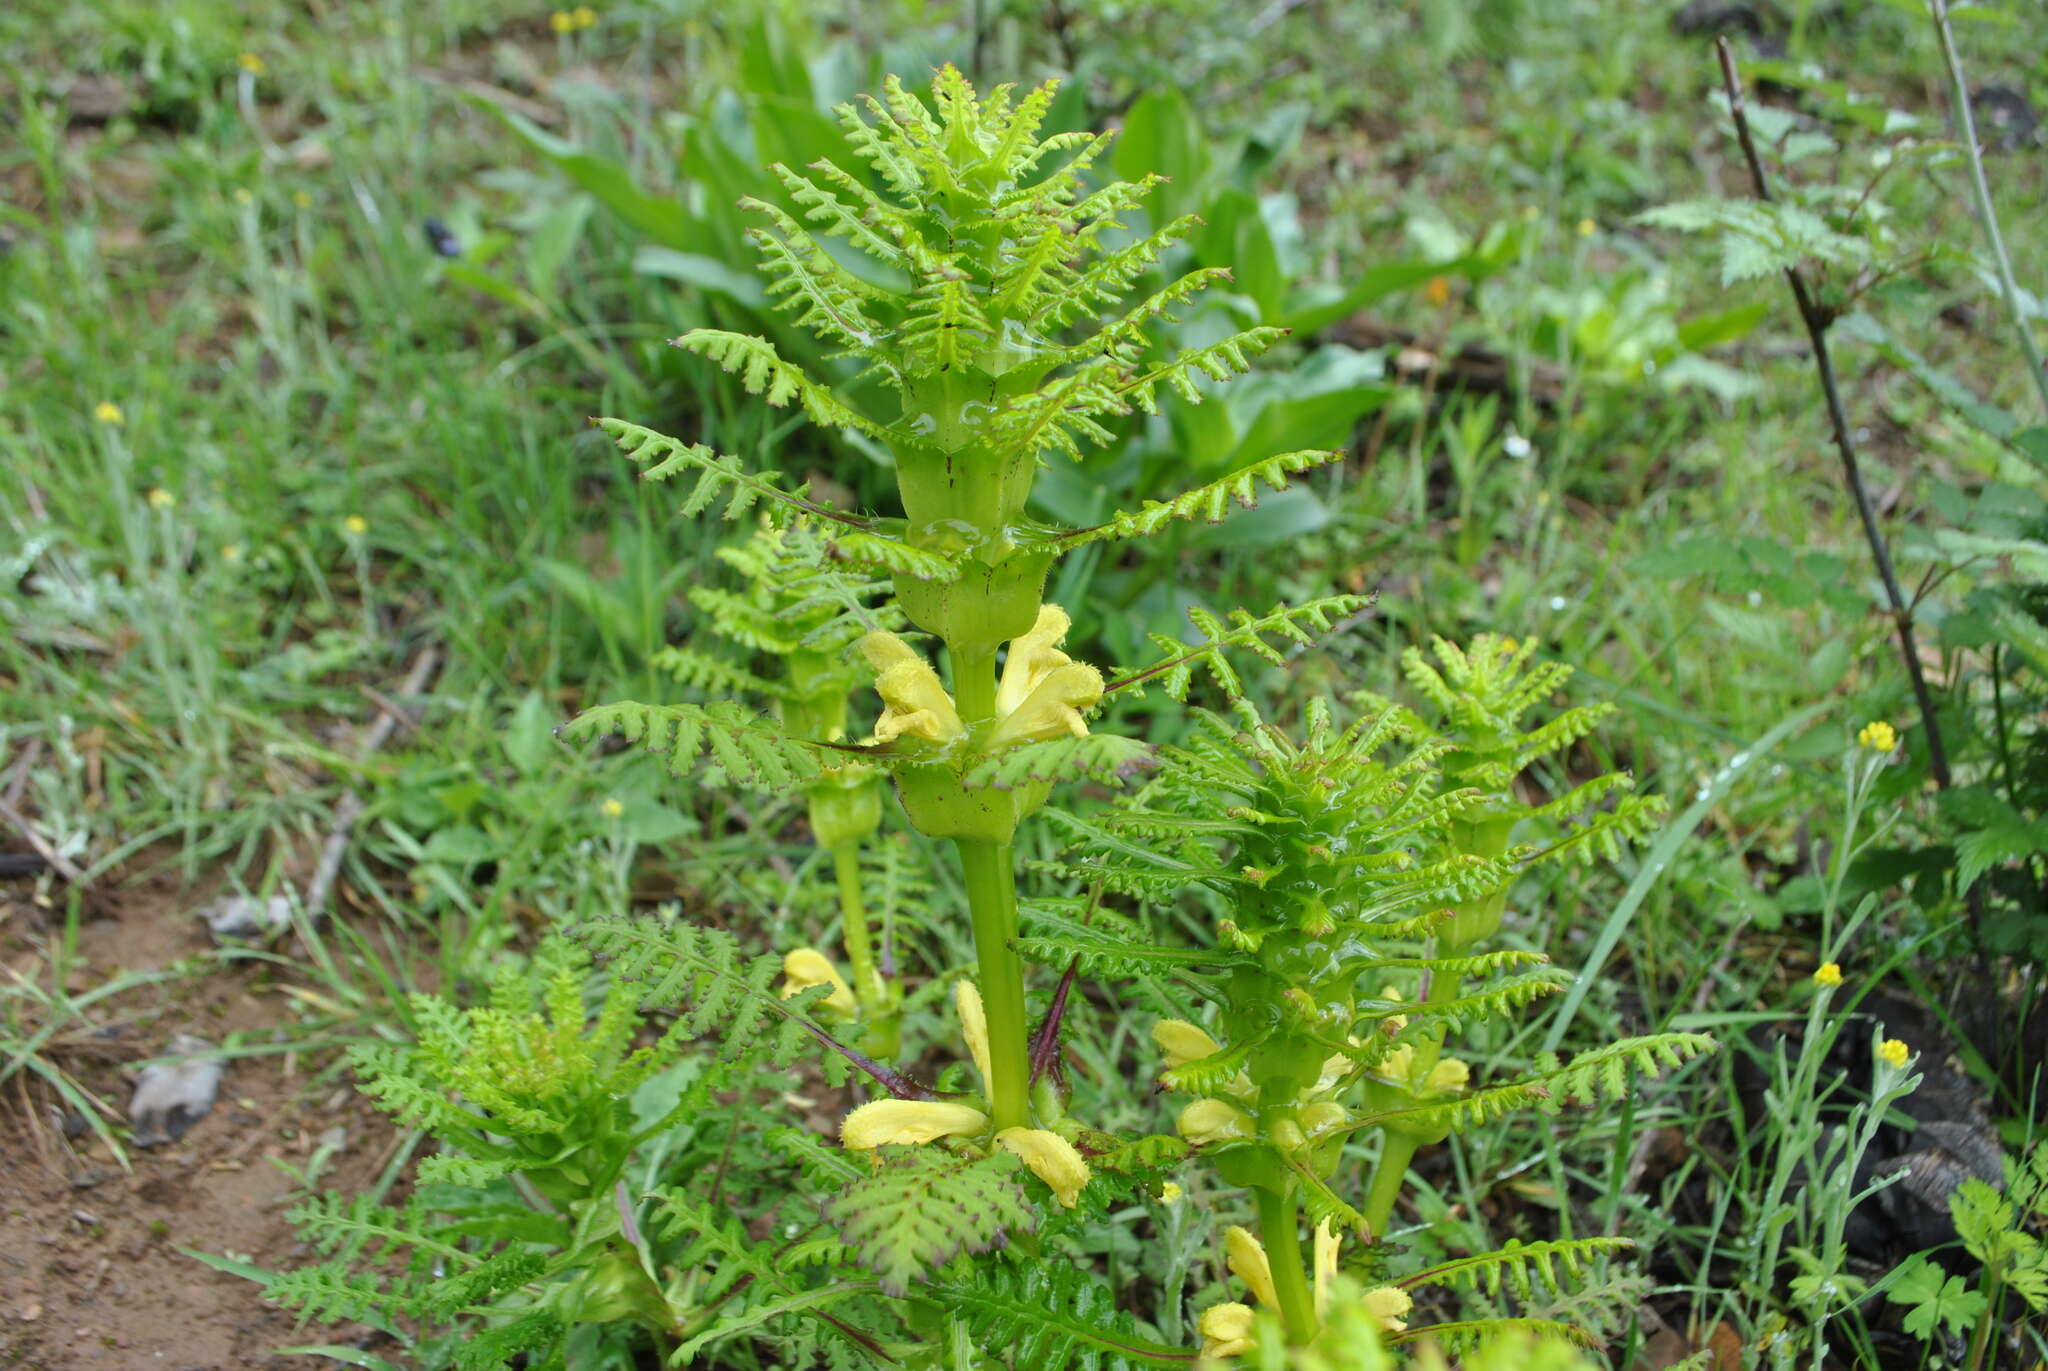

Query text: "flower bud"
[1152, 1019, 1222, 1070]
[1176, 1098, 1254, 1146]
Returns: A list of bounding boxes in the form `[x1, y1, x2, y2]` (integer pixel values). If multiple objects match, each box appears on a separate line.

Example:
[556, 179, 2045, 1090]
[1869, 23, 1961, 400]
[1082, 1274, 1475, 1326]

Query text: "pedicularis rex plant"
[1042, 641, 1706, 1354]
[570, 67, 1361, 1145]
[331, 69, 1712, 1360]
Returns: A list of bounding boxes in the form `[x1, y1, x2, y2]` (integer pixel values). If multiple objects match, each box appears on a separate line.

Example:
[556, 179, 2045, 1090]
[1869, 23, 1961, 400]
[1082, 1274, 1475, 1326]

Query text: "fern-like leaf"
[562, 700, 830, 790]
[1107, 596, 1372, 701]
[930, 1262, 1195, 1370]
[827, 1147, 1037, 1296]
[1048, 450, 1342, 553]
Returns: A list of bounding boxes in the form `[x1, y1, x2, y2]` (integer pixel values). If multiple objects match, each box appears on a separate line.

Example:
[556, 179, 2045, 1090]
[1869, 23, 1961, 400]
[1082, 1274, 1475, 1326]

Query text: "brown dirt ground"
[1, 870, 398, 1371]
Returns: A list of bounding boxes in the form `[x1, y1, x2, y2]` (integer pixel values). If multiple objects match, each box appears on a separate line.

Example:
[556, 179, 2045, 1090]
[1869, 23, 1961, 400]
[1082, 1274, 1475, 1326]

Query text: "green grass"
[3, 0, 2044, 1365]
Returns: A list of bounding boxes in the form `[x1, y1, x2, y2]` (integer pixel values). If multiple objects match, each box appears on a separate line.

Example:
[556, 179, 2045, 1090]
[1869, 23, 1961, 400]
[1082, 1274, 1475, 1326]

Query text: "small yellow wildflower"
[220, 544, 243, 563]
[1813, 962, 1843, 988]
[781, 948, 857, 1017]
[146, 487, 176, 510]
[840, 1098, 988, 1149]
[572, 4, 598, 26]
[343, 514, 369, 536]
[1877, 1038, 1911, 1070]
[293, 190, 312, 209]
[1156, 1181, 1183, 1205]
[1424, 275, 1451, 306]
[94, 401, 125, 425]
[1857, 720, 1897, 753]
[238, 52, 266, 74]
[1576, 217, 1596, 237]
[599, 797, 624, 819]
[1199, 1303, 1255, 1359]
[549, 9, 575, 32]
[233, 187, 253, 206]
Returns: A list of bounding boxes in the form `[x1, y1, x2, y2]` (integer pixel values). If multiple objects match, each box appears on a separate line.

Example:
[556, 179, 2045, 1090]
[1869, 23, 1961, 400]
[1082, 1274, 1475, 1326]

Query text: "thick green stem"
[1360, 1135, 1417, 1238]
[956, 837, 1031, 1130]
[952, 643, 998, 724]
[1257, 1186, 1319, 1346]
[832, 841, 898, 1057]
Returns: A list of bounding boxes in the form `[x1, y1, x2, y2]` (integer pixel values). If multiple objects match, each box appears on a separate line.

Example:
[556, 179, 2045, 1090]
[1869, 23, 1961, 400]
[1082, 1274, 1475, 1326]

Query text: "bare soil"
[1, 870, 397, 1371]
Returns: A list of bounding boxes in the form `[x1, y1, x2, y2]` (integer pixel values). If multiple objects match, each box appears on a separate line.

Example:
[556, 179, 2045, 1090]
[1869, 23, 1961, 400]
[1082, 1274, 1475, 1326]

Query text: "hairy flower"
[1198, 1303, 1255, 1359]
[840, 1099, 988, 1149]
[862, 607, 1101, 751]
[995, 1127, 1091, 1208]
[983, 662, 1104, 750]
[860, 632, 963, 744]
[781, 948, 857, 1017]
[1857, 720, 1897, 753]
[1812, 961, 1843, 988]
[1877, 1038, 1911, 1070]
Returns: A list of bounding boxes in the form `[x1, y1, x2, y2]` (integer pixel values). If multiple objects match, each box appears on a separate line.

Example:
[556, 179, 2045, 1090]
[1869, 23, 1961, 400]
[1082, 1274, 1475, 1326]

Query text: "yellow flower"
[1198, 1303, 1255, 1359]
[1857, 720, 1897, 753]
[781, 948, 857, 1017]
[1362, 1285, 1412, 1333]
[549, 9, 575, 32]
[861, 632, 963, 744]
[1176, 1098, 1255, 1146]
[984, 662, 1104, 751]
[996, 606, 1075, 715]
[293, 190, 312, 209]
[840, 1098, 988, 1149]
[1157, 1181, 1184, 1205]
[1153, 1019, 1222, 1070]
[94, 401, 124, 425]
[599, 797, 625, 819]
[1878, 1038, 1911, 1070]
[238, 52, 266, 74]
[233, 187, 253, 206]
[955, 981, 993, 1089]
[572, 4, 598, 26]
[145, 487, 176, 509]
[1225, 1226, 1279, 1308]
[862, 606, 1101, 751]
[1813, 962, 1843, 988]
[1576, 217, 1596, 237]
[343, 514, 369, 536]
[995, 1126, 1091, 1208]
[220, 544, 243, 563]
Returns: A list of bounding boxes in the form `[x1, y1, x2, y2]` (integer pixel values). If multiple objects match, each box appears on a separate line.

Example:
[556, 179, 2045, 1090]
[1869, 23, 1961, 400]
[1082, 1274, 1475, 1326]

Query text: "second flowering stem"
[957, 836, 1032, 1132]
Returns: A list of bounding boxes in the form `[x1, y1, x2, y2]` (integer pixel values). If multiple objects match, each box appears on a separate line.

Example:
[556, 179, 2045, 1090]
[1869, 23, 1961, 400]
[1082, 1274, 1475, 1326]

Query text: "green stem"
[1257, 1185, 1319, 1346]
[953, 643, 998, 723]
[956, 836, 1031, 1130]
[1360, 1134, 1417, 1238]
[832, 840, 898, 1058]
